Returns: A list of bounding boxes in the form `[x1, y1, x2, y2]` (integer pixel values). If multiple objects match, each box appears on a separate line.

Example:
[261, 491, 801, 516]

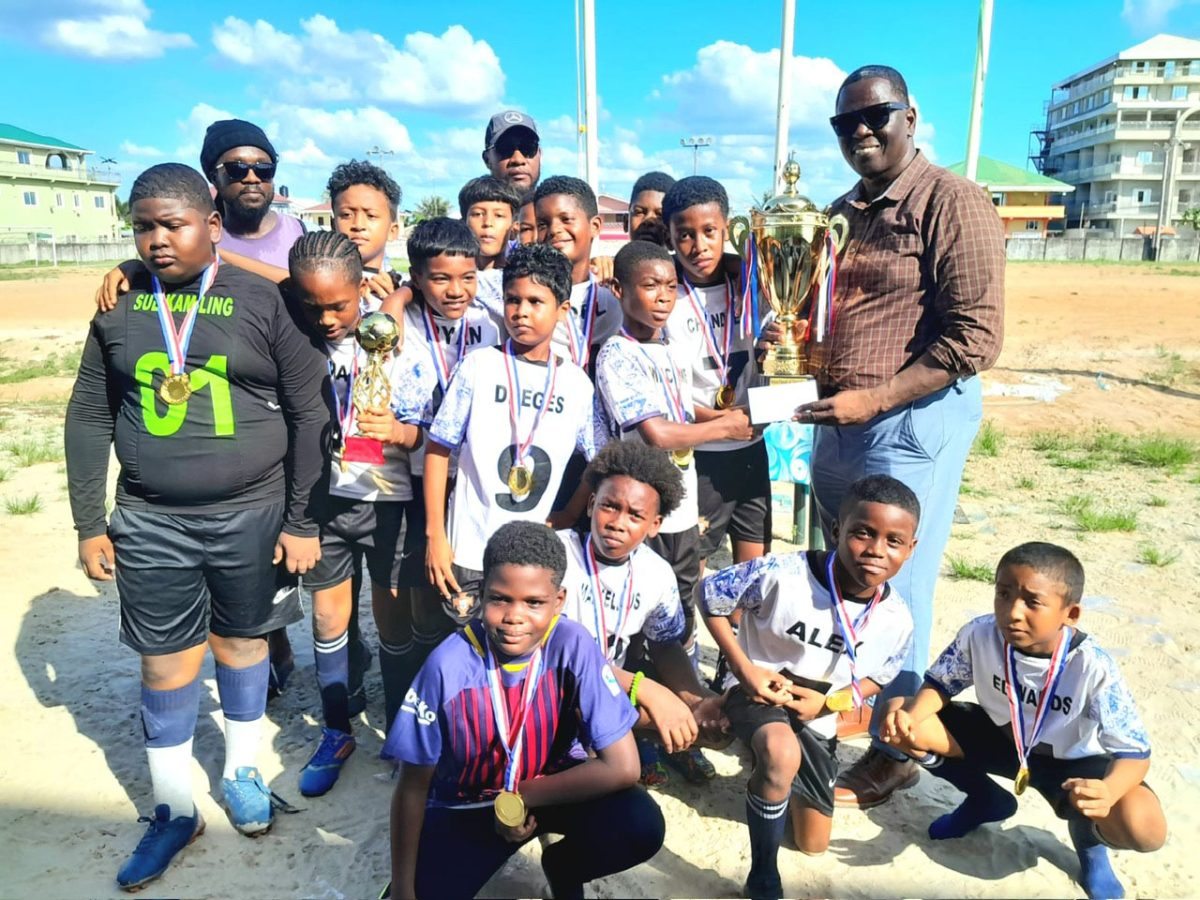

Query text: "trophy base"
[762, 346, 812, 384]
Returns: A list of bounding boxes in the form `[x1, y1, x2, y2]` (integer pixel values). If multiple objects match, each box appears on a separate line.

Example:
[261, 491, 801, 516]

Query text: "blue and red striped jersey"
[383, 616, 637, 808]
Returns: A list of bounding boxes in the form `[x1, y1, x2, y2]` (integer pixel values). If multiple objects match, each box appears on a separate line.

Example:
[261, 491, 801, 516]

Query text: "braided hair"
[287, 230, 363, 285]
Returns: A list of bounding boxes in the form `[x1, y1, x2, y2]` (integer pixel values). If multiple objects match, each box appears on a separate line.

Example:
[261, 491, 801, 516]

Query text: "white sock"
[146, 739, 195, 818]
[221, 717, 262, 781]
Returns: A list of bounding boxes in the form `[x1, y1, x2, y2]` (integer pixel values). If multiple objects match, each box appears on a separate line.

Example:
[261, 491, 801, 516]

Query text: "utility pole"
[772, 0, 795, 193]
[1155, 105, 1199, 259]
[582, 0, 599, 194]
[680, 136, 713, 175]
[964, 0, 994, 183]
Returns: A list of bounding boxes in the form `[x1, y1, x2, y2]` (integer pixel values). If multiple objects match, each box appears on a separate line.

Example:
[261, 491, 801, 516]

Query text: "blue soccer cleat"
[115, 804, 205, 892]
[221, 766, 274, 836]
[298, 728, 357, 797]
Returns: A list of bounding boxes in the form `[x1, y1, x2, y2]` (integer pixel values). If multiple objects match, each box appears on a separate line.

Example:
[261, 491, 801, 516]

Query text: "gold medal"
[494, 789, 526, 827]
[714, 384, 735, 410]
[159, 372, 192, 405]
[507, 463, 533, 499]
[670, 448, 694, 469]
[824, 689, 855, 713]
[1014, 765, 1030, 796]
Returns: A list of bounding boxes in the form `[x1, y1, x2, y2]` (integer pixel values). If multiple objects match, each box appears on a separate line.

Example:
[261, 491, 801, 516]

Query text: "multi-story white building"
[1031, 33, 1200, 236]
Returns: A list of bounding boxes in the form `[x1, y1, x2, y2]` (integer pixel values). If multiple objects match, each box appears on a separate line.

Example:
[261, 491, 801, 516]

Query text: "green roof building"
[949, 156, 1074, 236]
[0, 123, 121, 242]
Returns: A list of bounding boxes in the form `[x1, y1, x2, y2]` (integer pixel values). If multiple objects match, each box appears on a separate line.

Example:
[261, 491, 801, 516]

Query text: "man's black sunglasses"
[495, 132, 539, 159]
[219, 161, 277, 182]
[829, 103, 909, 137]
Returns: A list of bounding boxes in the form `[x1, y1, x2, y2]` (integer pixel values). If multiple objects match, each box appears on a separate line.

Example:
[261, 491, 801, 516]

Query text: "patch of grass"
[1137, 544, 1179, 567]
[0, 468, 10, 483]
[1030, 430, 1076, 452]
[972, 420, 1004, 458]
[0, 352, 78, 384]
[946, 555, 994, 583]
[1060, 494, 1095, 516]
[5, 494, 41, 515]
[1118, 434, 1197, 470]
[3, 439, 63, 467]
[1074, 505, 1139, 533]
[1147, 495, 1168, 508]
[1144, 345, 1191, 386]
[1050, 453, 1104, 471]
[1015, 475, 1036, 490]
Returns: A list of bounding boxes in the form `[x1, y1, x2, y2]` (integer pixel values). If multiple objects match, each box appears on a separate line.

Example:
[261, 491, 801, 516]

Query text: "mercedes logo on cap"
[503, 112, 525, 124]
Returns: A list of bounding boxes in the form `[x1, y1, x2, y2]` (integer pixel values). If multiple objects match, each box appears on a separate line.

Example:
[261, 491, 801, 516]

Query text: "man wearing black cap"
[482, 110, 541, 191]
[199, 118, 305, 267]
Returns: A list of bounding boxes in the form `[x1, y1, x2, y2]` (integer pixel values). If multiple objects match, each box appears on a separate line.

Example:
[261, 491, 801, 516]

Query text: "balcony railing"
[1092, 201, 1161, 216]
[0, 161, 120, 185]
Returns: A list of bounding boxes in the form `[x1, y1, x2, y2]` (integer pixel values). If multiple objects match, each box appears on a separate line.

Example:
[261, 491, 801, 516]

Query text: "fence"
[1005, 235, 1200, 262]
[0, 239, 136, 266]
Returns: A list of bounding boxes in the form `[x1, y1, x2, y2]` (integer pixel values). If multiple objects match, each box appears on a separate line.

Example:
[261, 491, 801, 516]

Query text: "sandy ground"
[0, 261, 1197, 899]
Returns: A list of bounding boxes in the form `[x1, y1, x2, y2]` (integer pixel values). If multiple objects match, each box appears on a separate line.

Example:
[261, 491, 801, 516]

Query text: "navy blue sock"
[1069, 818, 1125, 899]
[215, 656, 269, 722]
[141, 679, 201, 747]
[927, 757, 1018, 840]
[744, 790, 787, 900]
[378, 637, 415, 733]
[314, 631, 352, 733]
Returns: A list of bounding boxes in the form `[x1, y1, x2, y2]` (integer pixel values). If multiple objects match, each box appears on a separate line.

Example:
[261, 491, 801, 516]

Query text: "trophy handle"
[728, 216, 750, 256]
[826, 213, 849, 254]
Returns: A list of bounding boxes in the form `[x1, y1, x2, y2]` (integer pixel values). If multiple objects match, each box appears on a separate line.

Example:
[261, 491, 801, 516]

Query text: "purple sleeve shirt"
[217, 213, 305, 268]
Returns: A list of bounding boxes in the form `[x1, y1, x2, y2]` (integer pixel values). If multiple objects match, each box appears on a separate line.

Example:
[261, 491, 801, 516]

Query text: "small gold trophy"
[341, 311, 400, 467]
[729, 153, 848, 418]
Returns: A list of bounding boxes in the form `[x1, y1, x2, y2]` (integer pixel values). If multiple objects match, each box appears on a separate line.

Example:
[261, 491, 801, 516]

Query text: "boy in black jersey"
[65, 164, 329, 892]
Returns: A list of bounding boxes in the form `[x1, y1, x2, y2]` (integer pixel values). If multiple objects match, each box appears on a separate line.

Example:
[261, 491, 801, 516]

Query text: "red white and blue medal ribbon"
[564, 279, 598, 367]
[738, 236, 760, 340]
[618, 328, 687, 424]
[825, 552, 883, 709]
[584, 536, 636, 662]
[152, 256, 219, 376]
[483, 634, 547, 792]
[1004, 626, 1072, 777]
[422, 303, 467, 390]
[682, 274, 734, 389]
[503, 339, 558, 468]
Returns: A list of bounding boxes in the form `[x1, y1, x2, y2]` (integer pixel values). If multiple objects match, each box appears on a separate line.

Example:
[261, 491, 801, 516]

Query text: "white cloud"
[211, 15, 504, 111]
[120, 140, 163, 158]
[1121, 0, 1198, 29]
[0, 0, 193, 60]
[258, 105, 415, 157]
[279, 138, 333, 169]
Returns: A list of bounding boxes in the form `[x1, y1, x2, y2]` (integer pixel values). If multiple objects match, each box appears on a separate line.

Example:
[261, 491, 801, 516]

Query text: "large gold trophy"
[730, 153, 847, 417]
[341, 311, 400, 468]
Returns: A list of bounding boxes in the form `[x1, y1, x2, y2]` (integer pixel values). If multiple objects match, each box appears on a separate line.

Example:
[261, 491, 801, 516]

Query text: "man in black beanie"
[198, 118, 305, 266]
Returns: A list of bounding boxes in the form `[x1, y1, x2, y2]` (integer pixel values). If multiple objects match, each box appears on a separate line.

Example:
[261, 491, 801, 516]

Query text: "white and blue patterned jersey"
[558, 529, 685, 669]
[593, 334, 698, 533]
[474, 268, 506, 327]
[926, 615, 1151, 760]
[324, 313, 435, 503]
[428, 346, 596, 570]
[702, 550, 913, 740]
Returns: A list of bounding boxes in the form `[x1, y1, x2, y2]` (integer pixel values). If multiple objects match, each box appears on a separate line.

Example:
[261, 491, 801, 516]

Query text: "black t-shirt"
[65, 262, 331, 538]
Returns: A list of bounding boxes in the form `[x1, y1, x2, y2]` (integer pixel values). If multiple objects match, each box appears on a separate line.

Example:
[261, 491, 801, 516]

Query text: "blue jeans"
[810, 377, 981, 753]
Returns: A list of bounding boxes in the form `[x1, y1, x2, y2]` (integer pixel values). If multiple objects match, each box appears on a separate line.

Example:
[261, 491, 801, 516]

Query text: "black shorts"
[725, 689, 838, 817]
[446, 564, 485, 625]
[110, 503, 302, 656]
[645, 525, 701, 628]
[939, 702, 1134, 816]
[397, 482, 428, 589]
[695, 442, 772, 558]
[305, 496, 407, 591]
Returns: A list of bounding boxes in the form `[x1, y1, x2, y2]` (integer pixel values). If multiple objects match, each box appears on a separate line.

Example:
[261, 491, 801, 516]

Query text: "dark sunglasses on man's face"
[495, 133, 539, 160]
[219, 161, 277, 182]
[829, 102, 909, 138]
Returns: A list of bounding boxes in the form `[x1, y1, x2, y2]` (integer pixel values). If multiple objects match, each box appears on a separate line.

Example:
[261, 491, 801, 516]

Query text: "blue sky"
[2, 0, 1198, 210]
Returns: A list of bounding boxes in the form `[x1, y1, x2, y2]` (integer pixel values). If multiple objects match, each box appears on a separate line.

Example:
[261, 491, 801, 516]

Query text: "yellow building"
[0, 123, 121, 242]
[949, 156, 1074, 236]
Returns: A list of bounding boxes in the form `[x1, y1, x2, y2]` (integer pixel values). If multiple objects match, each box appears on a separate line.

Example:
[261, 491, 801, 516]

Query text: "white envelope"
[748, 380, 820, 425]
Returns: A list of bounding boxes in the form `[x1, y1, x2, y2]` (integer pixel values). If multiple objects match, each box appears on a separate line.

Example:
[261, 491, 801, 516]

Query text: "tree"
[411, 195, 450, 223]
[1182, 207, 1200, 232]
[115, 196, 131, 226]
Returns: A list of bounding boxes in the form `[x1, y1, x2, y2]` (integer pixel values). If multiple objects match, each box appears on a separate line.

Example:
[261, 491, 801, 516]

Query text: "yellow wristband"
[629, 671, 646, 708]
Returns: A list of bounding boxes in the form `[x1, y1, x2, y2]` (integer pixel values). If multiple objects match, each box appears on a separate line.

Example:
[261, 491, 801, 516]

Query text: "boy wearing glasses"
[791, 64, 1006, 812]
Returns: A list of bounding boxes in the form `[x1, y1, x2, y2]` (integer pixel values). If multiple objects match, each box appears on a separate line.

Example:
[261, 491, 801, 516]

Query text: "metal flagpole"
[773, 0, 796, 194]
[582, 0, 600, 194]
[574, 0, 585, 179]
[964, 0, 994, 183]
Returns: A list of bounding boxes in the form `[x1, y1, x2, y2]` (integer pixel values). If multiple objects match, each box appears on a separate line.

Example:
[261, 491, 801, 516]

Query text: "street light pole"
[680, 136, 713, 175]
[773, 0, 795, 193]
[1154, 104, 1200, 259]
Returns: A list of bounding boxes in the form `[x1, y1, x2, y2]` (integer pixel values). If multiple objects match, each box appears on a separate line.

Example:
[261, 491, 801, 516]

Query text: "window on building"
[1180, 189, 1193, 205]
[1134, 189, 1150, 204]
[1104, 191, 1117, 204]
[1134, 61, 1148, 73]
[1123, 85, 1148, 100]
[22, 191, 37, 206]
[55, 193, 64, 207]
[17, 150, 31, 164]
[1165, 61, 1176, 78]
[73, 193, 81, 208]
[1173, 85, 1188, 101]
[991, 192, 1004, 206]
[1026, 221, 1042, 231]
[94, 196, 105, 209]
[1137, 150, 1155, 165]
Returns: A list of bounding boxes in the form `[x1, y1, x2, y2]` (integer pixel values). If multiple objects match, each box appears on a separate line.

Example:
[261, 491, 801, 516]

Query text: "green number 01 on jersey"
[135, 351, 236, 436]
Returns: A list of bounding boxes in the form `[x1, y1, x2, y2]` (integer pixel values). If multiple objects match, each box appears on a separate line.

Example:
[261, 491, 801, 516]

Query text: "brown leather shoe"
[836, 705, 871, 740]
[833, 747, 919, 809]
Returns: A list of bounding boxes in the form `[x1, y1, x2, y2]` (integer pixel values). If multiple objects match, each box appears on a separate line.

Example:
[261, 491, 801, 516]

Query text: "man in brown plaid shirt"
[794, 65, 1005, 809]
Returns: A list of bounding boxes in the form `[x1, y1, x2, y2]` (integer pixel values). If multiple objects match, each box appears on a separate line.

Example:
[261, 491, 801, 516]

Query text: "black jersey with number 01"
[65, 263, 331, 540]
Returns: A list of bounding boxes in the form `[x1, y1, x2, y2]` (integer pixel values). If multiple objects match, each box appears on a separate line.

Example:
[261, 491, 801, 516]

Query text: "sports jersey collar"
[1008, 626, 1088, 659]
[464, 616, 561, 671]
[806, 550, 891, 604]
[493, 343, 551, 368]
